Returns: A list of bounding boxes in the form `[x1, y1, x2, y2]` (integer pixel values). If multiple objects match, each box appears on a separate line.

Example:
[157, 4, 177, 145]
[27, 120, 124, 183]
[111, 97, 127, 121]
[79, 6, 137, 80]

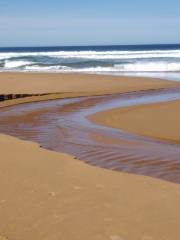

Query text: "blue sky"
[0, 0, 180, 46]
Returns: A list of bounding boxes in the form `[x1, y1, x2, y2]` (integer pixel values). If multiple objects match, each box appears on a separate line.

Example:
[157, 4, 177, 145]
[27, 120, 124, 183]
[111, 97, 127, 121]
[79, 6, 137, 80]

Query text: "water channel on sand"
[0, 87, 180, 183]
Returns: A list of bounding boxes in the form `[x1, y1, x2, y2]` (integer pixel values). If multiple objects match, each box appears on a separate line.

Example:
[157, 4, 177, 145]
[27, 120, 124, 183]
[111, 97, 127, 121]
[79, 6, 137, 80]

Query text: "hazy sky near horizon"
[1, 0, 180, 47]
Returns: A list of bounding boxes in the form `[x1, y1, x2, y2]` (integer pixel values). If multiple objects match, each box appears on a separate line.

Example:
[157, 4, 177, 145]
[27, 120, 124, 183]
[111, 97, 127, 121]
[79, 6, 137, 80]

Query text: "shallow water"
[0, 88, 180, 183]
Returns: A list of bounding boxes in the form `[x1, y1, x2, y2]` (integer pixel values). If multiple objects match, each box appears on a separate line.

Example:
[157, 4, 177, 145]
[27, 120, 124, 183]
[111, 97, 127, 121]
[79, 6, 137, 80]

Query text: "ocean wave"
[1, 61, 180, 73]
[1, 49, 180, 61]
[24, 65, 71, 71]
[114, 62, 180, 72]
[4, 60, 34, 68]
[1, 48, 180, 73]
[18, 62, 180, 73]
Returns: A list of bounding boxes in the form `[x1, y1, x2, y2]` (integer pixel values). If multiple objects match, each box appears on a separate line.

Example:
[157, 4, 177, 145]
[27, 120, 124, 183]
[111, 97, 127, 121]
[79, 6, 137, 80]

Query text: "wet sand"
[0, 134, 180, 240]
[1, 89, 180, 183]
[89, 99, 180, 144]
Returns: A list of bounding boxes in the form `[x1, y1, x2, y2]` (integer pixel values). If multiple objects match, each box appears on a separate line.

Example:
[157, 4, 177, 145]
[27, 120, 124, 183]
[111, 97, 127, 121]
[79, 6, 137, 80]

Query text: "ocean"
[0, 44, 180, 80]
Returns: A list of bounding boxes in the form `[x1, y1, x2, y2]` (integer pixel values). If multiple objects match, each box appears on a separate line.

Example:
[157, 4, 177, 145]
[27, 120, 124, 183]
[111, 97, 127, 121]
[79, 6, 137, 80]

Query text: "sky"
[0, 0, 180, 47]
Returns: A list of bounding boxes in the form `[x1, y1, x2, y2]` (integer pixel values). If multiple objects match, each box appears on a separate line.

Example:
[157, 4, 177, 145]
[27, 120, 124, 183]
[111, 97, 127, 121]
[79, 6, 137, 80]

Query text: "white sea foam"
[114, 62, 180, 72]
[1, 49, 180, 73]
[2, 61, 180, 73]
[1, 49, 180, 61]
[24, 65, 71, 72]
[20, 62, 180, 73]
[4, 60, 33, 68]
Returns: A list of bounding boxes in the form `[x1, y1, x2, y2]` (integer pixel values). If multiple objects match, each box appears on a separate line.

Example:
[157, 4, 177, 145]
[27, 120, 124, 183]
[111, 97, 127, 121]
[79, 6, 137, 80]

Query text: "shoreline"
[0, 72, 179, 108]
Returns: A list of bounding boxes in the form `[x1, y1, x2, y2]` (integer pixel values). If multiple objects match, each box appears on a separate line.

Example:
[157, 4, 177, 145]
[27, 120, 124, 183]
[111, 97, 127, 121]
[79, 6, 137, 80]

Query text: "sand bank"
[0, 73, 179, 108]
[0, 134, 180, 240]
[89, 99, 180, 144]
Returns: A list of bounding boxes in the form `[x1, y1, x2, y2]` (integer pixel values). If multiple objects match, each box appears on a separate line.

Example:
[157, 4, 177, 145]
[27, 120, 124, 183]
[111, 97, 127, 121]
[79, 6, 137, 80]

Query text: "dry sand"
[0, 134, 180, 240]
[89, 99, 180, 144]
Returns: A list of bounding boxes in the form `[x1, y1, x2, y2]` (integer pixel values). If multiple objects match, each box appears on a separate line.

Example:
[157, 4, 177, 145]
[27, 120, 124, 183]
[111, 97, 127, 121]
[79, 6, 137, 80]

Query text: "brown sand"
[89, 99, 180, 144]
[0, 73, 180, 239]
[0, 73, 179, 108]
[0, 73, 178, 94]
[0, 134, 180, 240]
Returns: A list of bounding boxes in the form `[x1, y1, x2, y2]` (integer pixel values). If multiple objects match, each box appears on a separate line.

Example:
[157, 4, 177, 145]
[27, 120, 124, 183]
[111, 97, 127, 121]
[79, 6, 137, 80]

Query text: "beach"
[0, 134, 180, 240]
[0, 72, 180, 239]
[0, 72, 179, 107]
[89, 99, 180, 144]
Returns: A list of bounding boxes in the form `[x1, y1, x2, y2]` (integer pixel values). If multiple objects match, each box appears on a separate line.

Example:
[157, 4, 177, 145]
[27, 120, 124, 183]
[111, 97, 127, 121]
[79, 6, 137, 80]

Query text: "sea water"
[0, 44, 180, 81]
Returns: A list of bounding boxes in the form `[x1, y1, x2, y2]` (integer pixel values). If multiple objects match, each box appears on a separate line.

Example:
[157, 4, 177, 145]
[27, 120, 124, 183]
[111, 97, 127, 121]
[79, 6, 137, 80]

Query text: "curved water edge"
[0, 88, 180, 183]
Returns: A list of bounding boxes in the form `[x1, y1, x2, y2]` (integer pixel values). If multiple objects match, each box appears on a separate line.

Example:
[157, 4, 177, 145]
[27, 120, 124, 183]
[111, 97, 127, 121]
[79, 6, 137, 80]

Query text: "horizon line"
[0, 43, 180, 49]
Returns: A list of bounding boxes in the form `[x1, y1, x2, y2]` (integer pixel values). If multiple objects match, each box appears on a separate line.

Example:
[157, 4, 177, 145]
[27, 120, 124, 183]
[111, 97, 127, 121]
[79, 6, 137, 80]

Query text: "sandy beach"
[89, 99, 180, 144]
[0, 72, 179, 108]
[0, 73, 180, 239]
[0, 134, 180, 240]
[0, 72, 178, 94]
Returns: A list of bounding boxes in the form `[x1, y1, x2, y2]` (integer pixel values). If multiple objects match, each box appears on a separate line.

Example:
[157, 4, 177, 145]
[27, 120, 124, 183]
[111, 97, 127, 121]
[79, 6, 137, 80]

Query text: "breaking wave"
[0, 46, 180, 74]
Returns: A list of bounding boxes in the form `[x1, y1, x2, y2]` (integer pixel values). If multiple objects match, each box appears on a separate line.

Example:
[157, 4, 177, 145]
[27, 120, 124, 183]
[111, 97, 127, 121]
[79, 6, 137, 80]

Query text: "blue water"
[0, 44, 180, 80]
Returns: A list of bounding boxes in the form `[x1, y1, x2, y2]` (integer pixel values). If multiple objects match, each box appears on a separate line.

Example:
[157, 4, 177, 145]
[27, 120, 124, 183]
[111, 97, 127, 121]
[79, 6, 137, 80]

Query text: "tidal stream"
[0, 88, 180, 183]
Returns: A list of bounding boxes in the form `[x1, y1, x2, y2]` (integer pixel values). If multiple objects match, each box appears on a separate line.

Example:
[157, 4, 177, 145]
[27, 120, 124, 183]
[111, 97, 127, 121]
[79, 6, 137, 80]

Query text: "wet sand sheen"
[0, 88, 180, 183]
